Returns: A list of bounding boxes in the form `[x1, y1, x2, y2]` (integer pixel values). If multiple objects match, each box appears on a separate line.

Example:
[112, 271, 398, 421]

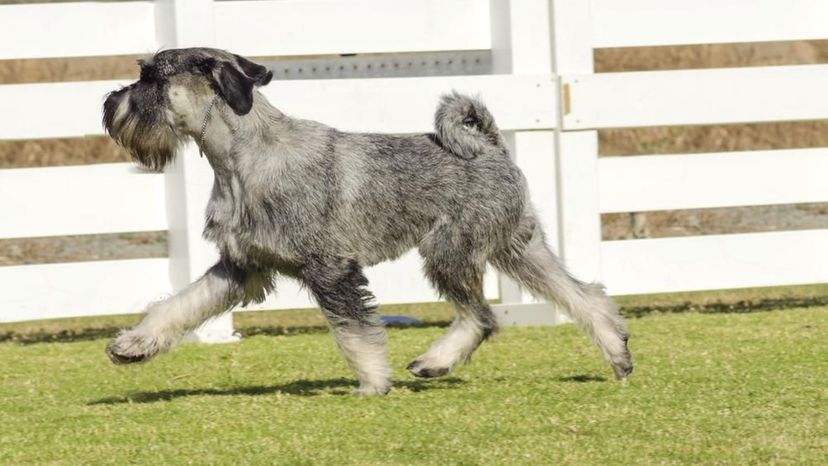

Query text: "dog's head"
[103, 48, 272, 171]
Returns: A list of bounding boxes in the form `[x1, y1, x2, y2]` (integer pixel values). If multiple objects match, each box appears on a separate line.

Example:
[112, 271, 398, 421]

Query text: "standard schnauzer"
[102, 48, 632, 395]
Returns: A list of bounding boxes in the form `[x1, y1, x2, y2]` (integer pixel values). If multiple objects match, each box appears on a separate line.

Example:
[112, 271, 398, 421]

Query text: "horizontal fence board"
[563, 65, 828, 129]
[0, 163, 167, 239]
[598, 148, 828, 213]
[214, 0, 490, 57]
[0, 80, 129, 140]
[0, 259, 171, 323]
[262, 75, 557, 133]
[240, 251, 499, 311]
[0, 2, 155, 60]
[0, 255, 494, 322]
[1, 75, 555, 140]
[602, 229, 828, 295]
[592, 0, 828, 48]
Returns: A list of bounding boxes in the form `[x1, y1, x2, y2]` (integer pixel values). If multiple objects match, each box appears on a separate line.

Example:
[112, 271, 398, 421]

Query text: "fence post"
[155, 0, 238, 343]
[550, 0, 603, 283]
[489, 0, 565, 324]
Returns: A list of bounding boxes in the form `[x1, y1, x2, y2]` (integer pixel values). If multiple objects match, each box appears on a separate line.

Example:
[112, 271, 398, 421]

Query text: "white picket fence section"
[1, 0, 828, 331]
[555, 0, 828, 297]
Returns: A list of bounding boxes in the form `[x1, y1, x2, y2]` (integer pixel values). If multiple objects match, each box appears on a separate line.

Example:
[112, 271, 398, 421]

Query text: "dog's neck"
[195, 91, 286, 174]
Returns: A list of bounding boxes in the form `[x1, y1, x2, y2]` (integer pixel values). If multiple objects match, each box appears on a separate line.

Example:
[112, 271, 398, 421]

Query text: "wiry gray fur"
[102, 48, 632, 395]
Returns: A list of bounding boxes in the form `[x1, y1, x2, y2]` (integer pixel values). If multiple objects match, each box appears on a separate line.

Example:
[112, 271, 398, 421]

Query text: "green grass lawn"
[1, 306, 826, 465]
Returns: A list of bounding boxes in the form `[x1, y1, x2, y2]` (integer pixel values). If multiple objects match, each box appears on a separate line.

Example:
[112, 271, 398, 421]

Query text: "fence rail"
[0, 163, 166, 239]
[598, 148, 828, 213]
[602, 229, 828, 295]
[0, 2, 155, 60]
[0, 80, 129, 139]
[563, 64, 828, 130]
[0, 258, 171, 322]
[1, 0, 827, 328]
[260, 75, 557, 133]
[214, 0, 491, 56]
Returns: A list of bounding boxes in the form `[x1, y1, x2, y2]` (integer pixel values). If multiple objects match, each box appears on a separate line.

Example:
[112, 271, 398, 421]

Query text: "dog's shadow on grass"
[555, 374, 607, 383]
[88, 377, 465, 405]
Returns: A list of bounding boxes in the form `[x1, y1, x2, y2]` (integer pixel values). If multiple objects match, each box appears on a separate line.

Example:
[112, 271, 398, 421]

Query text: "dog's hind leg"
[408, 225, 497, 378]
[300, 256, 392, 396]
[490, 214, 633, 380]
[106, 259, 263, 364]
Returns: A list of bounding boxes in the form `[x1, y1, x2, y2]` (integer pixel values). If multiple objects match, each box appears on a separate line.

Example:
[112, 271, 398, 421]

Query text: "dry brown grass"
[0, 136, 129, 168]
[0, 232, 165, 266]
[603, 203, 828, 241]
[0, 54, 139, 85]
[594, 40, 828, 72]
[599, 120, 828, 156]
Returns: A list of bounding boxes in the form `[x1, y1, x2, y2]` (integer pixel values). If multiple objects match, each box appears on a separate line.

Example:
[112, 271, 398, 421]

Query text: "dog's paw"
[105, 330, 163, 365]
[355, 381, 392, 397]
[406, 359, 451, 379]
[609, 337, 634, 381]
[611, 359, 633, 380]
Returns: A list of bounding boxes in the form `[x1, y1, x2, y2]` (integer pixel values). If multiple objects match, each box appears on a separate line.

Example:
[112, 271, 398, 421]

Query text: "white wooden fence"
[2, 0, 828, 335]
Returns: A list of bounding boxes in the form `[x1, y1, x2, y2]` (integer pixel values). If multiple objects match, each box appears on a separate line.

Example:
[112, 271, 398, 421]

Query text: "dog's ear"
[234, 54, 273, 86]
[213, 63, 255, 115]
[211, 57, 272, 116]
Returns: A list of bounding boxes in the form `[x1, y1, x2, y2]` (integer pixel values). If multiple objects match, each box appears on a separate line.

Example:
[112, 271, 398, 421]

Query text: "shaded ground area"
[1, 308, 826, 465]
[3, 284, 828, 344]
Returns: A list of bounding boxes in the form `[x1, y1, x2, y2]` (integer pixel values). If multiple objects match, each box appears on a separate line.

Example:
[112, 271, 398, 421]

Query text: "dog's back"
[303, 93, 527, 266]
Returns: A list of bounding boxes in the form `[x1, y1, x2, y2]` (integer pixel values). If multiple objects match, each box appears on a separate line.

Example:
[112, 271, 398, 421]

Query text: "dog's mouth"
[103, 85, 181, 172]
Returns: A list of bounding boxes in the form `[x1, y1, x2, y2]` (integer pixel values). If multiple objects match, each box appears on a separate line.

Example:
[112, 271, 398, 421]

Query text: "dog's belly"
[353, 240, 418, 268]
[209, 213, 417, 272]
[330, 203, 434, 266]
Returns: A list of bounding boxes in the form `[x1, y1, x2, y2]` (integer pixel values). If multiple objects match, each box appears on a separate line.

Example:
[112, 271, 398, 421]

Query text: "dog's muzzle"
[102, 84, 180, 172]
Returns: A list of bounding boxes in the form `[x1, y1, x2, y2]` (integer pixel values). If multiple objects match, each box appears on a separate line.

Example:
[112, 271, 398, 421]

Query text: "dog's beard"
[103, 86, 181, 172]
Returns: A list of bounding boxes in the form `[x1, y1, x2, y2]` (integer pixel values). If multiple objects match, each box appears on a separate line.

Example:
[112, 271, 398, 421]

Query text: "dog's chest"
[203, 174, 307, 268]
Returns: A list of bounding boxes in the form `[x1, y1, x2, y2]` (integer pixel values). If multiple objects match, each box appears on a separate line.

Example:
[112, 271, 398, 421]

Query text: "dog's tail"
[434, 92, 507, 160]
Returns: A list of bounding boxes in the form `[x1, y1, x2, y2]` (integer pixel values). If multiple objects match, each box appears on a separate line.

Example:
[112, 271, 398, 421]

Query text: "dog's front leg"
[106, 260, 252, 364]
[300, 257, 392, 396]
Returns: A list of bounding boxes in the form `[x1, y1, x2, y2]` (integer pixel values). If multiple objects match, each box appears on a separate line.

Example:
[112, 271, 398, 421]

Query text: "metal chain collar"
[198, 94, 220, 157]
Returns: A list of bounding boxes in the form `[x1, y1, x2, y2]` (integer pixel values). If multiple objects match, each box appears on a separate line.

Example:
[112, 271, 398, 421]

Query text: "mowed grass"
[1, 307, 826, 465]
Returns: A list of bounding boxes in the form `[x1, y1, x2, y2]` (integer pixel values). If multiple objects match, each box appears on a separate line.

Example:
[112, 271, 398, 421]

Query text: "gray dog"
[102, 48, 632, 395]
